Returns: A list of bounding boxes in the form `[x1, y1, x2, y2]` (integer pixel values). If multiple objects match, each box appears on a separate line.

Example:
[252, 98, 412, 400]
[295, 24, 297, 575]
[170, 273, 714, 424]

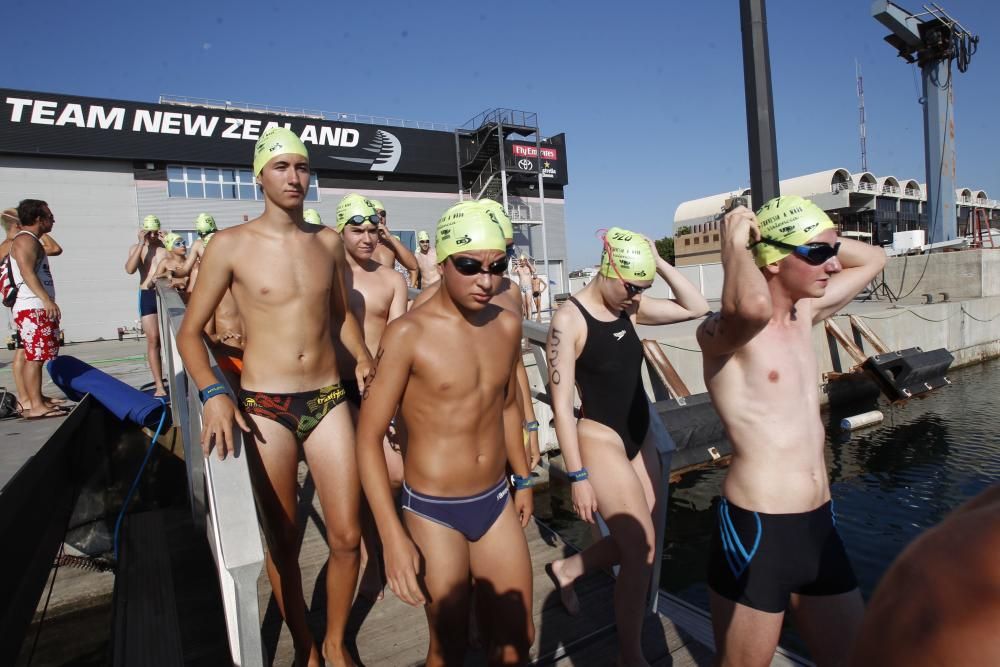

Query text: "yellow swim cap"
[303, 209, 323, 226]
[162, 233, 185, 250]
[436, 202, 506, 263]
[477, 199, 514, 243]
[142, 215, 161, 231]
[195, 213, 217, 234]
[253, 126, 309, 176]
[417, 230, 430, 242]
[752, 195, 836, 268]
[202, 232, 215, 248]
[368, 198, 385, 213]
[335, 193, 378, 232]
[599, 227, 655, 282]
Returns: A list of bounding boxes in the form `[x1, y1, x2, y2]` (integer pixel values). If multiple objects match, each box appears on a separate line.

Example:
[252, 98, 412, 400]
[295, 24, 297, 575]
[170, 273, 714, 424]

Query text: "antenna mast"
[857, 59, 869, 172]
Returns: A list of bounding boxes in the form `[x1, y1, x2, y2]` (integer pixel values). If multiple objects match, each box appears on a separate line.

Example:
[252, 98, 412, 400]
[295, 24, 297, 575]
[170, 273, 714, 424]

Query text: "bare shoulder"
[550, 297, 584, 331]
[495, 306, 523, 337]
[376, 262, 408, 287]
[381, 309, 425, 348]
[492, 277, 521, 313]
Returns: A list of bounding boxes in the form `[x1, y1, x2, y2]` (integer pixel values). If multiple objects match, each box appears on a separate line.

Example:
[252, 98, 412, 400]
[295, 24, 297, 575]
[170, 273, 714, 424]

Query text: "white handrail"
[156, 282, 264, 667]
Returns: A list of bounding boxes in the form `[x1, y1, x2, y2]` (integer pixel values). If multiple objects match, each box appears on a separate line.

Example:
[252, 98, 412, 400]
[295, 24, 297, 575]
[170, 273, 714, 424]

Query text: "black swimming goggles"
[623, 282, 648, 297]
[344, 214, 381, 227]
[753, 238, 841, 265]
[450, 255, 509, 276]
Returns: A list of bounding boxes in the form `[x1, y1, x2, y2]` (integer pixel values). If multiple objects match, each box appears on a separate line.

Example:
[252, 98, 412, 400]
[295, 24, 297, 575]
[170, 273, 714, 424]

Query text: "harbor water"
[544, 356, 1000, 652]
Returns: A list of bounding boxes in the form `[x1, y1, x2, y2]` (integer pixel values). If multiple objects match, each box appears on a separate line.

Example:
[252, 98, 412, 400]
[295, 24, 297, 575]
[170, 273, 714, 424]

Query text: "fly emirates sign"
[3, 96, 361, 147]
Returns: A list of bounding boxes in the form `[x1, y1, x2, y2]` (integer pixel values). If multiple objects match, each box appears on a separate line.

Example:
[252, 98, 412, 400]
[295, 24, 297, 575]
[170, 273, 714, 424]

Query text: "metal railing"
[882, 185, 900, 195]
[460, 107, 539, 132]
[832, 181, 852, 193]
[857, 181, 877, 193]
[904, 187, 922, 197]
[156, 282, 264, 666]
[159, 94, 455, 132]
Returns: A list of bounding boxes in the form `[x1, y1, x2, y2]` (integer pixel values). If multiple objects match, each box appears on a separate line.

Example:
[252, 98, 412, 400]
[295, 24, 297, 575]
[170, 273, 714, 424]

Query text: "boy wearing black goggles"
[696, 203, 886, 666]
[449, 255, 509, 276]
[344, 214, 381, 227]
[752, 238, 841, 265]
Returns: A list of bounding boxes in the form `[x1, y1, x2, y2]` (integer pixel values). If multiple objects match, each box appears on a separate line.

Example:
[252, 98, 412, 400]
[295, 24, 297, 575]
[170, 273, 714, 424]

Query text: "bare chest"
[233, 244, 334, 309]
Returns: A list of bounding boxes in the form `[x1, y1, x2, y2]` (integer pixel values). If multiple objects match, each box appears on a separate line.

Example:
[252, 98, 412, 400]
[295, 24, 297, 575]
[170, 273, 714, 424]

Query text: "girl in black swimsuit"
[544, 227, 709, 664]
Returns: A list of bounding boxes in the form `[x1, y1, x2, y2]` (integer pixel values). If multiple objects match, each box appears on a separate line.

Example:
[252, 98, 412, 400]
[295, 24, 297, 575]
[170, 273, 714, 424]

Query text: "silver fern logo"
[330, 129, 401, 172]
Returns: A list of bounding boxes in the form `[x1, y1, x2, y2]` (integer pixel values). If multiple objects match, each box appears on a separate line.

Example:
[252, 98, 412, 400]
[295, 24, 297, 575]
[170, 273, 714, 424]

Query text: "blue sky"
[4, 0, 998, 269]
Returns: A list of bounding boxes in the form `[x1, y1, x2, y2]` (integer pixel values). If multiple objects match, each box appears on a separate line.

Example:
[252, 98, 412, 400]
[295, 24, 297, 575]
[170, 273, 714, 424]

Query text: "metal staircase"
[454, 108, 553, 313]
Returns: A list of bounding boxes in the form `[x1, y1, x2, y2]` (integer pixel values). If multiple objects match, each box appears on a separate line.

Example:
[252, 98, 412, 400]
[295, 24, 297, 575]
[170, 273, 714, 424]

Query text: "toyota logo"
[518, 158, 534, 170]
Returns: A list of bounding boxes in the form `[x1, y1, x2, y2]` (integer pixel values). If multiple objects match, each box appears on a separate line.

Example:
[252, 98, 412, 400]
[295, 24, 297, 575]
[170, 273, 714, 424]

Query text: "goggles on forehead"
[450, 255, 509, 276]
[753, 238, 841, 265]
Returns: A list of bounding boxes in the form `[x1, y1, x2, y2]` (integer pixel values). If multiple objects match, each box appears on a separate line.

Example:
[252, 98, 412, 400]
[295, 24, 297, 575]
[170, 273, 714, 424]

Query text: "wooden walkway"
[258, 464, 808, 666]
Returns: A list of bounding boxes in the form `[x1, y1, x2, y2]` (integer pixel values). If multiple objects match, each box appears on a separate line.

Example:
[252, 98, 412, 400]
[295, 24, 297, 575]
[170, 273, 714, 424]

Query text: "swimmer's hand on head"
[721, 205, 762, 248]
[201, 394, 251, 461]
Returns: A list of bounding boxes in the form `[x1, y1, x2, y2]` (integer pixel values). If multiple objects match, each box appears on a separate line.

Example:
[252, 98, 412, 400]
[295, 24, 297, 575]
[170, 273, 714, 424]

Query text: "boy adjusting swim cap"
[195, 213, 217, 234]
[303, 209, 323, 226]
[752, 195, 835, 268]
[253, 127, 309, 176]
[436, 203, 506, 263]
[142, 215, 161, 231]
[417, 230, 430, 242]
[599, 227, 655, 281]
[335, 194, 378, 232]
[477, 199, 514, 243]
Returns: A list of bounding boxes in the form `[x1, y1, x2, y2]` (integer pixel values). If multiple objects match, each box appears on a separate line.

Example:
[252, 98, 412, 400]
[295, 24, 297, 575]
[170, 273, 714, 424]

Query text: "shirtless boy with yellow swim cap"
[177, 127, 372, 667]
[332, 192, 408, 601]
[697, 197, 885, 667]
[357, 203, 535, 666]
[411, 199, 541, 469]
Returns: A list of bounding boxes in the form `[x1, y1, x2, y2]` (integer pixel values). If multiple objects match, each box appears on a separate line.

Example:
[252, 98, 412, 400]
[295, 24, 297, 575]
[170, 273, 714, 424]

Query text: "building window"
[693, 237, 700, 245]
[684, 239, 690, 246]
[167, 164, 319, 202]
[703, 235, 709, 243]
[713, 234, 719, 242]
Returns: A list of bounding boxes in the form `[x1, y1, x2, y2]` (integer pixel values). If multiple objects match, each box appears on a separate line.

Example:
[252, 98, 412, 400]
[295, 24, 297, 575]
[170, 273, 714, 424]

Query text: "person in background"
[124, 214, 168, 397]
[2, 207, 65, 413]
[9, 200, 63, 419]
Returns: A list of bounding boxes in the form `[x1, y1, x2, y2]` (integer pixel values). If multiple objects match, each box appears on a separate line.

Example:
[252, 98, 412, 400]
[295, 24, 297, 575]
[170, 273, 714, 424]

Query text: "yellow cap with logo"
[417, 230, 430, 242]
[303, 209, 323, 226]
[752, 195, 835, 267]
[162, 233, 185, 250]
[436, 203, 506, 263]
[253, 127, 309, 176]
[335, 194, 378, 233]
[368, 198, 385, 213]
[599, 227, 654, 282]
[476, 199, 514, 243]
[195, 213, 217, 234]
[142, 215, 161, 231]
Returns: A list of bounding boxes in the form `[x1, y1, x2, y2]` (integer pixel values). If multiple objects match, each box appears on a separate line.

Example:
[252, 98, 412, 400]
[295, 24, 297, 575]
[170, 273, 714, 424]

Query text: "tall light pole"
[872, 1, 979, 242]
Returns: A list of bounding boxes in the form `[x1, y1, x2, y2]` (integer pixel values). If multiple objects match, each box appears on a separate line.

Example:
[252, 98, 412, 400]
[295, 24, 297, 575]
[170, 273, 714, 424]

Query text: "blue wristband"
[566, 468, 589, 483]
[199, 382, 227, 403]
[511, 474, 533, 490]
[524, 420, 539, 432]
